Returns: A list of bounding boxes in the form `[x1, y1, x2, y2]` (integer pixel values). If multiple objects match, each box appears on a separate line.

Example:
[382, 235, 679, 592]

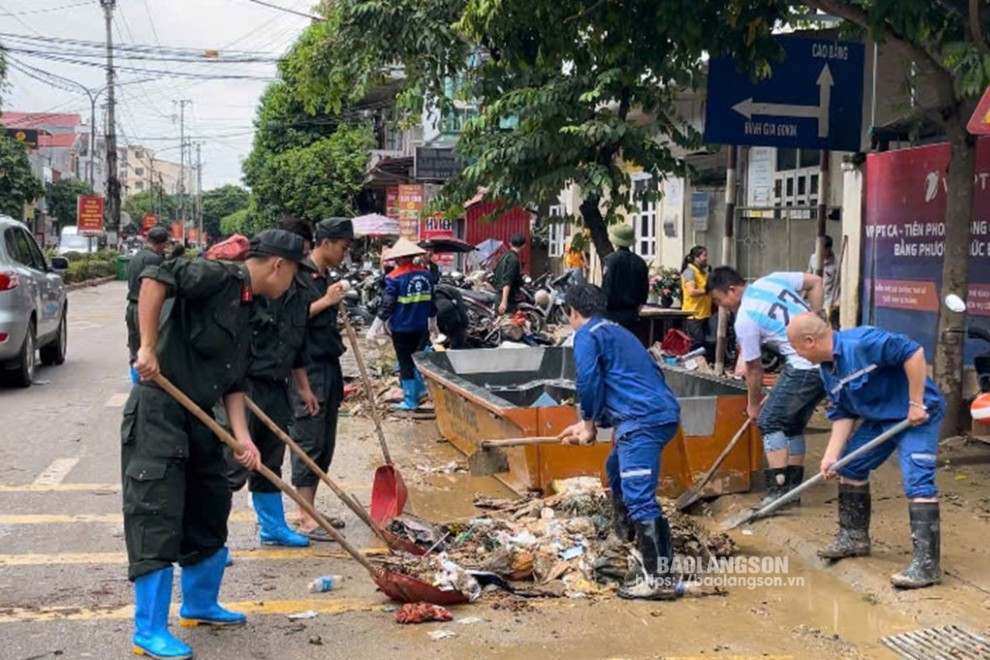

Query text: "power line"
[1, 1, 91, 17]
[239, 0, 325, 22]
[0, 31, 284, 58]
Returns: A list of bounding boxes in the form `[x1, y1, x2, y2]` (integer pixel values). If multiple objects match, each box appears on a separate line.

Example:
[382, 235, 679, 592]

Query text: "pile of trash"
[375, 477, 736, 599]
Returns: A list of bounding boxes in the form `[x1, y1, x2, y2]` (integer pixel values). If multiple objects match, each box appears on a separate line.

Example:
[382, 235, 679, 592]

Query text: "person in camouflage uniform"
[123, 229, 311, 659]
[124, 226, 169, 384]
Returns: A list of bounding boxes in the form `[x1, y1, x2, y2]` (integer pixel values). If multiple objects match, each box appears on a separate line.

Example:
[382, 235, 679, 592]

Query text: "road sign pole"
[715, 145, 738, 376]
[815, 150, 830, 276]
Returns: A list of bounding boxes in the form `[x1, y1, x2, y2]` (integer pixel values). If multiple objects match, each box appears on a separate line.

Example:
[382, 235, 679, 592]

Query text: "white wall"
[840, 162, 864, 328]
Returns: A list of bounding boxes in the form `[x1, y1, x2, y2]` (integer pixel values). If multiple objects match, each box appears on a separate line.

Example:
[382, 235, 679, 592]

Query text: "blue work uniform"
[821, 327, 945, 499]
[379, 264, 435, 333]
[574, 317, 681, 521]
[379, 264, 436, 382]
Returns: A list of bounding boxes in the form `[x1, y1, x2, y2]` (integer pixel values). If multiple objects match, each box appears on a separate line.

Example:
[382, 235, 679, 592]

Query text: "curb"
[66, 276, 117, 292]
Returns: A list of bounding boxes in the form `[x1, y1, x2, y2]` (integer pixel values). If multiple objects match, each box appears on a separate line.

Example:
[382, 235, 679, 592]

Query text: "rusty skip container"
[415, 347, 762, 497]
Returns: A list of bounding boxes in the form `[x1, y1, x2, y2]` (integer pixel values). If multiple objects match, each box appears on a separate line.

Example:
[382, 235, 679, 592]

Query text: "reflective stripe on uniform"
[397, 293, 432, 304]
[829, 363, 878, 396]
[620, 468, 652, 479]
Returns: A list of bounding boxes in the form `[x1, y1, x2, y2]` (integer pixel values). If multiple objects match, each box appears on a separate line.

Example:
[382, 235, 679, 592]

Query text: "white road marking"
[104, 392, 129, 407]
[31, 458, 80, 487]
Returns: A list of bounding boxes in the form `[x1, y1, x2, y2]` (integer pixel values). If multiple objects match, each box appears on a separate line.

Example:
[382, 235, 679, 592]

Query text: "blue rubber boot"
[132, 567, 193, 659]
[253, 492, 309, 548]
[394, 380, 419, 411]
[178, 548, 247, 627]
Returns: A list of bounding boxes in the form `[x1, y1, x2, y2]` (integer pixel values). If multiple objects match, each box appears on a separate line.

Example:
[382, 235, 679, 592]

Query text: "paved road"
[0, 282, 910, 660]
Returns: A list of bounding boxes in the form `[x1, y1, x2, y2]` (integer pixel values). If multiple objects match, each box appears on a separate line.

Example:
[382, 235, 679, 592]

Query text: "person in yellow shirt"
[680, 246, 713, 360]
[565, 235, 587, 286]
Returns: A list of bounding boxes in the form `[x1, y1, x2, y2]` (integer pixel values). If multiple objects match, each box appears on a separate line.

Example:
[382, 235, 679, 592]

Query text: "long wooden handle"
[726, 419, 912, 530]
[340, 314, 392, 465]
[152, 375, 379, 577]
[678, 418, 752, 502]
[244, 396, 387, 543]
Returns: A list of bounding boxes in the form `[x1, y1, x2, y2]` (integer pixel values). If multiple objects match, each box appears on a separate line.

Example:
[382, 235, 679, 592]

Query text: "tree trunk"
[580, 195, 614, 264]
[934, 116, 977, 437]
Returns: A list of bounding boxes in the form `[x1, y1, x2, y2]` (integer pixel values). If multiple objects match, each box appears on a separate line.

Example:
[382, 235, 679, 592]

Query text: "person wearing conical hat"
[602, 223, 649, 332]
[367, 237, 438, 410]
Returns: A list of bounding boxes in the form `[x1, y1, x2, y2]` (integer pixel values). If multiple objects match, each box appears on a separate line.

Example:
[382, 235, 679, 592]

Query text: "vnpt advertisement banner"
[862, 140, 990, 364]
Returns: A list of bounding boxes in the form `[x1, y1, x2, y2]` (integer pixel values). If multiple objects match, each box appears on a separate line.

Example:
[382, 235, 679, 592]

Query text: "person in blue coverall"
[558, 284, 681, 600]
[787, 312, 944, 589]
[367, 237, 438, 410]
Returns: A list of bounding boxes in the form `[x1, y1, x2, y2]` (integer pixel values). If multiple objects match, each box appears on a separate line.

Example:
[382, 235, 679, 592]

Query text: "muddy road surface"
[1, 283, 986, 659]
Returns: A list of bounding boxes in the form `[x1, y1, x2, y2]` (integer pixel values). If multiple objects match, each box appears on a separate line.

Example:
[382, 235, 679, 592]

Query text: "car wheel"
[40, 308, 68, 366]
[10, 321, 36, 388]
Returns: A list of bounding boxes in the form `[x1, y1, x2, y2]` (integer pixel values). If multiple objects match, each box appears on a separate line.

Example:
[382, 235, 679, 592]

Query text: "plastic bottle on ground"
[308, 575, 341, 593]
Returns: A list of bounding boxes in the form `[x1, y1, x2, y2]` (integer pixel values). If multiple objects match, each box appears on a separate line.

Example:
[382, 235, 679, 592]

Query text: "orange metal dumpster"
[416, 347, 761, 497]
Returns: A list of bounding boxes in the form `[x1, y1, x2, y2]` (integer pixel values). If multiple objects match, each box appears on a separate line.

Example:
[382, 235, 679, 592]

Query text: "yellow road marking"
[0, 547, 387, 566]
[0, 483, 120, 493]
[0, 512, 255, 525]
[0, 598, 383, 624]
[0, 481, 370, 494]
[31, 458, 79, 487]
[105, 392, 130, 407]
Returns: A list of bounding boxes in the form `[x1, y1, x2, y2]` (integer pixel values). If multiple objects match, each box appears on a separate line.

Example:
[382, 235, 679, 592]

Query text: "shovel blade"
[373, 571, 470, 606]
[720, 509, 756, 531]
[467, 447, 510, 476]
[674, 486, 703, 512]
[370, 464, 408, 525]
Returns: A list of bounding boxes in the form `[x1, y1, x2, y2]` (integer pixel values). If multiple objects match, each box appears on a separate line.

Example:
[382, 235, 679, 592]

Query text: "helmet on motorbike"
[534, 290, 551, 308]
[973, 392, 990, 425]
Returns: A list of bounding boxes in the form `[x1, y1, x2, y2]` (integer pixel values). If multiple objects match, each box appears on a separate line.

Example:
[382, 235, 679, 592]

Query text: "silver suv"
[0, 215, 69, 387]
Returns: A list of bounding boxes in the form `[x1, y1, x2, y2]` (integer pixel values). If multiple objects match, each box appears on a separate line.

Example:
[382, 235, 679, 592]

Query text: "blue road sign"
[704, 36, 865, 152]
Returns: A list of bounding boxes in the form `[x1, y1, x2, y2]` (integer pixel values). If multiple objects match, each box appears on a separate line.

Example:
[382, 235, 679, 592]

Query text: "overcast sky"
[1, 0, 315, 189]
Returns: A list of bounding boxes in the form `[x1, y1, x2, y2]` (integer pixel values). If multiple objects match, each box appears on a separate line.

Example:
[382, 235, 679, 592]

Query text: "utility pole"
[195, 142, 204, 247]
[175, 100, 191, 231]
[714, 145, 738, 376]
[100, 0, 120, 232]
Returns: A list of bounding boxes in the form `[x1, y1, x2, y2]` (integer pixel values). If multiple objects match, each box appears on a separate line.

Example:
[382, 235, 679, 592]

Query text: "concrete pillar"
[840, 162, 865, 328]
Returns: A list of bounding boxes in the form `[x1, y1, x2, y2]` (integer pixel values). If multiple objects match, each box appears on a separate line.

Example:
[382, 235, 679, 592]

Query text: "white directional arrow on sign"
[732, 64, 834, 138]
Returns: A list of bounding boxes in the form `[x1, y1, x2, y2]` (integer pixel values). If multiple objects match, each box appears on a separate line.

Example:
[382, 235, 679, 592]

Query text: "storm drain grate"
[881, 625, 990, 659]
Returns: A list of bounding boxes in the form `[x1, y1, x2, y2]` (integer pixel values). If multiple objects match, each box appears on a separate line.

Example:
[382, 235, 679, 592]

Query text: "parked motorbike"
[529, 272, 571, 327]
[945, 294, 990, 393]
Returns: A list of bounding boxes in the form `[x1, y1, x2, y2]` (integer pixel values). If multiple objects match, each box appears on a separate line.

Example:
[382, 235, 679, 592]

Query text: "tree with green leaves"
[0, 135, 44, 219]
[123, 187, 177, 225]
[288, 0, 786, 258]
[241, 48, 374, 228]
[794, 0, 988, 433]
[202, 184, 250, 239]
[46, 178, 93, 232]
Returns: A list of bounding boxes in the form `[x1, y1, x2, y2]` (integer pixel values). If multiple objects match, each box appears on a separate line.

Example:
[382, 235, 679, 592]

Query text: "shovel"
[243, 396, 388, 545]
[152, 374, 468, 605]
[468, 436, 612, 476]
[340, 314, 408, 524]
[675, 416, 754, 511]
[674, 395, 768, 512]
[721, 418, 911, 531]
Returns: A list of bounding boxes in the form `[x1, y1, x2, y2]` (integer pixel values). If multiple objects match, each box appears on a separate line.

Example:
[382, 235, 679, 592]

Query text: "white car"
[0, 215, 69, 387]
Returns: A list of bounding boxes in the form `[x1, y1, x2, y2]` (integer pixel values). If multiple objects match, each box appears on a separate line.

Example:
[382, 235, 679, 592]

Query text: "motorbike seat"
[461, 289, 498, 305]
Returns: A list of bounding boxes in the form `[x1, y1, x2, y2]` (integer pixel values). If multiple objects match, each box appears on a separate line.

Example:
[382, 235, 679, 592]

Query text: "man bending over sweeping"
[787, 312, 944, 589]
[559, 284, 682, 600]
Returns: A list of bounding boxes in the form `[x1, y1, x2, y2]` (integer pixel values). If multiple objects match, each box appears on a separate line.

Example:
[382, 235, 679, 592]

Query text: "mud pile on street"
[375, 477, 736, 600]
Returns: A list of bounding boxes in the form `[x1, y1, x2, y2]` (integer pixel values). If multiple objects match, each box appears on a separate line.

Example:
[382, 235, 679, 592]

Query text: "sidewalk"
[710, 425, 990, 632]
